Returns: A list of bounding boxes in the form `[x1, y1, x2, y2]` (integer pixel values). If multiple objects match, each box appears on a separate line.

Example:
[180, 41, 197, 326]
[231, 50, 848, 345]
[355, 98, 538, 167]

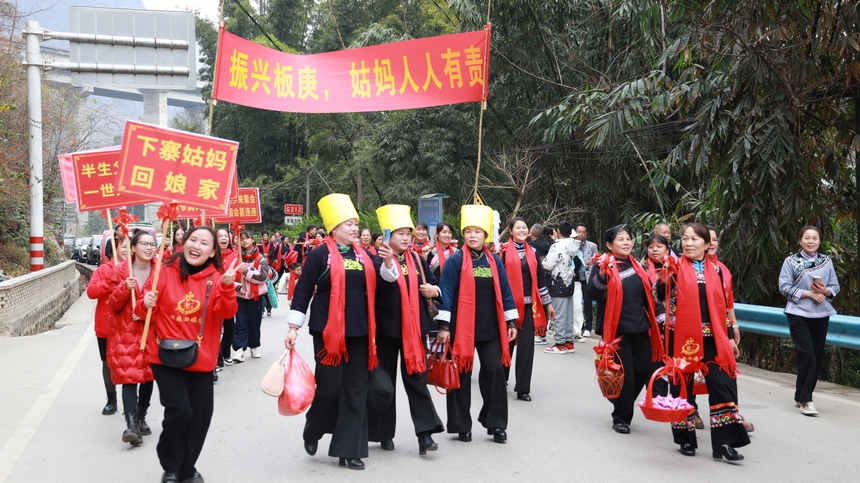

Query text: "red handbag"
[426, 341, 460, 394]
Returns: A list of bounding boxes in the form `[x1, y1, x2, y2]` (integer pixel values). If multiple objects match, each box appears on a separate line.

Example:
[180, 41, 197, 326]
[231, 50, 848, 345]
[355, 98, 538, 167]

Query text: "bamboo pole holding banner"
[472, 1, 493, 204]
[105, 210, 118, 265]
[207, 0, 227, 137]
[126, 235, 135, 308]
[140, 205, 175, 351]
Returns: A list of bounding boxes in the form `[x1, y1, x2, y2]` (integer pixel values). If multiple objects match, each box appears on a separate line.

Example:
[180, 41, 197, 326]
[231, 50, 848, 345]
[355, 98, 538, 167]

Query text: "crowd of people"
[86, 193, 840, 481]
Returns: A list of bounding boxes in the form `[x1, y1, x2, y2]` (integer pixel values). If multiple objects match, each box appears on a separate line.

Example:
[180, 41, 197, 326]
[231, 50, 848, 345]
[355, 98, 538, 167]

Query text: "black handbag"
[158, 276, 212, 369]
[366, 366, 394, 416]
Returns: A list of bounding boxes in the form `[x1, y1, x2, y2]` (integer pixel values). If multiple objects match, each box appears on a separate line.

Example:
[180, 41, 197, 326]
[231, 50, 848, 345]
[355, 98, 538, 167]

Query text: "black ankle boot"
[102, 392, 117, 415]
[122, 412, 142, 446]
[136, 404, 151, 435]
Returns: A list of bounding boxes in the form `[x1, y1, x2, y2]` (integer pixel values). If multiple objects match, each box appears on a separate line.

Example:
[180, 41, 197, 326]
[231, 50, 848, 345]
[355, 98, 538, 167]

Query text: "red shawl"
[454, 248, 512, 372]
[319, 237, 379, 370]
[601, 257, 664, 362]
[434, 241, 455, 272]
[395, 252, 426, 374]
[503, 239, 547, 336]
[673, 256, 737, 377]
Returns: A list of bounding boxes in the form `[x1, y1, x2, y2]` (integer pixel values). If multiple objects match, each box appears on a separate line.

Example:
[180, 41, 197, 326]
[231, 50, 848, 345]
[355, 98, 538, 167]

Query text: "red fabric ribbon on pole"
[112, 208, 139, 236]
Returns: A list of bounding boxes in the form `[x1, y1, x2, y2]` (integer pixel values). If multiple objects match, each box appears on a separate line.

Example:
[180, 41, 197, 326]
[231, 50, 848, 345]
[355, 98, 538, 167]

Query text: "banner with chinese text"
[213, 28, 490, 113]
[117, 121, 239, 212]
[71, 147, 156, 211]
[214, 187, 261, 223]
[173, 203, 229, 220]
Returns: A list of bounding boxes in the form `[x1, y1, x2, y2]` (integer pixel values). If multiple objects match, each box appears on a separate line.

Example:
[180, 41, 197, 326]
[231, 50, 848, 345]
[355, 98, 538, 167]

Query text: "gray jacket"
[778, 252, 839, 318]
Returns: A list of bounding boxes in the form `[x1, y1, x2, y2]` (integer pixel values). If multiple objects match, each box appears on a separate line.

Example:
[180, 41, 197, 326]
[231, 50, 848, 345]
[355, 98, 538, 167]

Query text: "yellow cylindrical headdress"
[376, 204, 414, 232]
[460, 204, 495, 242]
[318, 193, 359, 233]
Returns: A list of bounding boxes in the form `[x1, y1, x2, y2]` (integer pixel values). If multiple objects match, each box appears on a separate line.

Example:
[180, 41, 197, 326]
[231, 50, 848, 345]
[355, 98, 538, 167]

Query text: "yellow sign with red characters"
[116, 121, 239, 212]
[213, 27, 491, 113]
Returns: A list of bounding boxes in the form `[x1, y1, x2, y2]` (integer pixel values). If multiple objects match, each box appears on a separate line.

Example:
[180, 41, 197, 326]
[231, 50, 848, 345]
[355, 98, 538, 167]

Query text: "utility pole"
[25, 20, 44, 271]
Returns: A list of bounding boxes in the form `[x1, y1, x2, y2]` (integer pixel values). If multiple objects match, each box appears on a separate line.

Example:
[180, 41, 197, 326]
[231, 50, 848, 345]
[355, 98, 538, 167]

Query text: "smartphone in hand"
[383, 229, 391, 244]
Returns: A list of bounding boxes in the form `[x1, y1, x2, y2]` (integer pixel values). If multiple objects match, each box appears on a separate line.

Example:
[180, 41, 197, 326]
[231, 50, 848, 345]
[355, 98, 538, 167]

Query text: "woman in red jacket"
[139, 226, 239, 483]
[217, 228, 238, 371]
[85, 234, 126, 416]
[108, 230, 158, 446]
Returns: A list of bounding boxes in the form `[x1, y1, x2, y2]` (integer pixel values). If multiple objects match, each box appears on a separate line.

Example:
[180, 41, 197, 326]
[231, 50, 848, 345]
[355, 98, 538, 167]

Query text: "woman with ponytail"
[586, 227, 665, 435]
[232, 230, 269, 362]
[502, 217, 554, 402]
[657, 222, 749, 461]
[283, 194, 381, 471]
[435, 205, 518, 444]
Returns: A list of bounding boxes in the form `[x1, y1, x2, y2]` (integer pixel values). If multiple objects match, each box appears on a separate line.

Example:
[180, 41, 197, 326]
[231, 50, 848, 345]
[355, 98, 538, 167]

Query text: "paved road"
[1, 294, 859, 482]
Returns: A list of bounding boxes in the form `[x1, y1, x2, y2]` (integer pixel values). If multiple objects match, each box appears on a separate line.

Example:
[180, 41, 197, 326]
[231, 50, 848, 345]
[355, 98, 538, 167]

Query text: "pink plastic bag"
[278, 349, 316, 416]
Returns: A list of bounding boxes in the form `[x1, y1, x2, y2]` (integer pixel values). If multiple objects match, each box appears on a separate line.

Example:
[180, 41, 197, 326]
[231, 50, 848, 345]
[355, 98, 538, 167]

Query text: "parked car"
[63, 235, 76, 259]
[79, 237, 93, 263]
[72, 238, 85, 261]
[87, 235, 103, 266]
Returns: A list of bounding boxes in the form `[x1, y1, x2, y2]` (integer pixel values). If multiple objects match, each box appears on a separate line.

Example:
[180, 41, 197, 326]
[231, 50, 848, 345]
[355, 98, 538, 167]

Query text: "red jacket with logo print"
[134, 262, 238, 372]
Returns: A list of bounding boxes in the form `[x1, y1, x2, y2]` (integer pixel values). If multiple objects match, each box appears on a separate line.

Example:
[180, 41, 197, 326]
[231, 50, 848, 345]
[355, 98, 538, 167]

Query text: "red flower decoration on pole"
[230, 221, 245, 239]
[112, 208, 139, 236]
[156, 203, 181, 222]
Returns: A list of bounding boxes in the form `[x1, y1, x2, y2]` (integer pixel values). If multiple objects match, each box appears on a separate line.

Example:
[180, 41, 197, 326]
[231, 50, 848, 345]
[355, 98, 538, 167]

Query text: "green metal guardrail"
[735, 303, 860, 351]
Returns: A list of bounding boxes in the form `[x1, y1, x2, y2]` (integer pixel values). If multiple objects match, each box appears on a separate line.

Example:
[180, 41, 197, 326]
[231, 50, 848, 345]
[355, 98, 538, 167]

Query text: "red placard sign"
[284, 204, 303, 215]
[213, 28, 491, 114]
[214, 187, 262, 223]
[71, 147, 156, 211]
[173, 203, 229, 220]
[117, 121, 239, 211]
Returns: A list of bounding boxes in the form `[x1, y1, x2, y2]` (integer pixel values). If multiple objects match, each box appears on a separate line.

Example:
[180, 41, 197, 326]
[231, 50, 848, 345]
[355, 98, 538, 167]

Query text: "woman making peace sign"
[138, 226, 239, 483]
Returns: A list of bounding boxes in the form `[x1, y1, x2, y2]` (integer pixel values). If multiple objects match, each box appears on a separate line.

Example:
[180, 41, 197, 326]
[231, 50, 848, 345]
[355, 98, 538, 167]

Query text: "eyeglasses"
[137, 242, 157, 248]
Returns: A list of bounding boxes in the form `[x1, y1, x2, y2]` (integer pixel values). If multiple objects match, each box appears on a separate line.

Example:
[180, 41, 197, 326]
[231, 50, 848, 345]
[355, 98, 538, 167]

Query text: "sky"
[141, 0, 219, 22]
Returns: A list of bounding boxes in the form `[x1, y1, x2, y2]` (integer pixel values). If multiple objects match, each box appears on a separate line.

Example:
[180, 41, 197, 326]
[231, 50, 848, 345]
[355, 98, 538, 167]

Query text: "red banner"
[173, 203, 229, 220]
[212, 28, 491, 113]
[214, 187, 262, 223]
[71, 147, 155, 211]
[117, 121, 239, 212]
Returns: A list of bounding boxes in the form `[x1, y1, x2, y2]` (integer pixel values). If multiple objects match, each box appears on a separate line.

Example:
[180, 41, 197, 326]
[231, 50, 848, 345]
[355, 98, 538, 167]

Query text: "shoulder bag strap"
[197, 275, 213, 344]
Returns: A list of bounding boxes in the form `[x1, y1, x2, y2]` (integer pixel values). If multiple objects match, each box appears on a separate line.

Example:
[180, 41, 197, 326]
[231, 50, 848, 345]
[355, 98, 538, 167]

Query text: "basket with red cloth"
[639, 359, 695, 422]
[594, 338, 624, 399]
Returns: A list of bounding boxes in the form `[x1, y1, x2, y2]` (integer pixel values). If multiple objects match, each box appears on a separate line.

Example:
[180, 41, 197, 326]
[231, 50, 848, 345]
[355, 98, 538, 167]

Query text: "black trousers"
[670, 338, 749, 451]
[97, 337, 114, 394]
[787, 314, 830, 403]
[121, 381, 154, 414]
[581, 281, 593, 331]
[304, 335, 370, 459]
[151, 364, 214, 480]
[504, 306, 535, 393]
[369, 335, 443, 443]
[446, 338, 508, 433]
[219, 316, 235, 365]
[609, 331, 661, 425]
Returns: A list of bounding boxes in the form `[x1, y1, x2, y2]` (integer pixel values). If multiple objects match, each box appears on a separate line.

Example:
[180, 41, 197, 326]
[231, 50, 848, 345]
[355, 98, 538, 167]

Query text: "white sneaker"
[800, 402, 818, 416]
[582, 330, 591, 338]
[232, 348, 245, 363]
[250, 347, 262, 359]
[534, 336, 547, 345]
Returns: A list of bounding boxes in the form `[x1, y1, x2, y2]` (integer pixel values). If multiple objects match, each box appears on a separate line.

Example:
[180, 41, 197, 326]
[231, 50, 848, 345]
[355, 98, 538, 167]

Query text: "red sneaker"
[543, 345, 568, 354]
[564, 342, 575, 353]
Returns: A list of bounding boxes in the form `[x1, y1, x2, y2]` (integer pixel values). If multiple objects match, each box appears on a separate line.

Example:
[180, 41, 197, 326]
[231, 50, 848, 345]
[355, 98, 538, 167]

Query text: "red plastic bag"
[278, 349, 316, 416]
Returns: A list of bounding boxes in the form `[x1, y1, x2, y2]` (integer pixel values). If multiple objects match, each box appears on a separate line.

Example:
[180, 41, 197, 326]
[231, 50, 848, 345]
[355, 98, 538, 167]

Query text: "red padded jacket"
[86, 260, 121, 339]
[107, 260, 157, 385]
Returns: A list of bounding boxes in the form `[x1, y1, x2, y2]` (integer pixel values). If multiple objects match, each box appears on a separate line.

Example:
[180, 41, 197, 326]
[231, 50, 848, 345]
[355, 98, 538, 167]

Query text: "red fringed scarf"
[454, 248, 512, 372]
[411, 238, 430, 255]
[601, 257, 664, 362]
[673, 256, 737, 377]
[287, 272, 299, 300]
[395, 252, 426, 374]
[434, 241, 455, 272]
[646, 258, 662, 286]
[320, 237, 379, 370]
[503, 239, 547, 336]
